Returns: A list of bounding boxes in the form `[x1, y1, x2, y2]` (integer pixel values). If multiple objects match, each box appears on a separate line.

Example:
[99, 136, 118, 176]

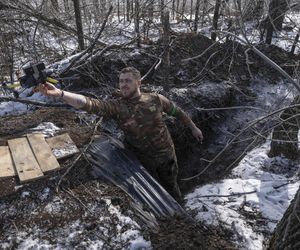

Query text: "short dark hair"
[119, 67, 141, 80]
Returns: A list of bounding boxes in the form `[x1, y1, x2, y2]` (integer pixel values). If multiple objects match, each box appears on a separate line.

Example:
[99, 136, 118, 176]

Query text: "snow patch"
[1, 197, 151, 249]
[185, 138, 300, 250]
[52, 144, 78, 158]
[27, 122, 61, 137]
[39, 187, 50, 201]
[0, 90, 50, 117]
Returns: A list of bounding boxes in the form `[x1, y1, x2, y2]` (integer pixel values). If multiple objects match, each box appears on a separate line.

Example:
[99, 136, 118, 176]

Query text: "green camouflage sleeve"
[158, 94, 193, 126]
[82, 97, 119, 118]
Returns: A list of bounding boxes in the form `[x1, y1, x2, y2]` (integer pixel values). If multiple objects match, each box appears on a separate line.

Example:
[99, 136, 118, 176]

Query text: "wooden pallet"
[0, 146, 16, 178]
[0, 133, 79, 183]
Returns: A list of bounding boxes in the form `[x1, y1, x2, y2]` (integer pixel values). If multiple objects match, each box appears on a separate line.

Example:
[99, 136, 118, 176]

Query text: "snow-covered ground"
[0, 193, 151, 250]
[11, 10, 299, 70]
[1, 9, 300, 248]
[185, 137, 300, 249]
[0, 121, 152, 250]
[2, 79, 300, 249]
[184, 78, 300, 249]
[0, 88, 48, 117]
[104, 12, 300, 54]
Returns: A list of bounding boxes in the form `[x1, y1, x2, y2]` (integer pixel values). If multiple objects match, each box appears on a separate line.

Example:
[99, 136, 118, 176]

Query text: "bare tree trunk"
[290, 28, 300, 55]
[160, 0, 165, 23]
[161, 11, 170, 85]
[72, 0, 85, 50]
[0, 32, 14, 81]
[131, 0, 134, 19]
[126, 0, 130, 21]
[172, 0, 176, 19]
[148, 0, 153, 22]
[134, 0, 140, 47]
[123, 0, 126, 23]
[117, 0, 120, 22]
[181, 0, 187, 16]
[193, 0, 201, 33]
[82, 1, 88, 23]
[268, 95, 300, 160]
[10, 44, 14, 82]
[265, 0, 289, 44]
[190, 0, 193, 21]
[268, 186, 300, 249]
[211, 0, 221, 41]
[176, 0, 180, 20]
[144, 1, 154, 41]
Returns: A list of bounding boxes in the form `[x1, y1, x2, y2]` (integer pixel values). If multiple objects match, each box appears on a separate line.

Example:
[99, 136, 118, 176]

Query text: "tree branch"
[195, 190, 257, 198]
[181, 103, 300, 181]
[0, 96, 67, 107]
[59, 5, 113, 76]
[217, 30, 300, 93]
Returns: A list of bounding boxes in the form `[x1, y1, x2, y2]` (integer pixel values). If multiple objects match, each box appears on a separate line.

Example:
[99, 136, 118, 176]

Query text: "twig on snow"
[195, 190, 257, 198]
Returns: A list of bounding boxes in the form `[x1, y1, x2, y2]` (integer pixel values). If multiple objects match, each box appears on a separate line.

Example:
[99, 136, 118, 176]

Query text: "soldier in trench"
[39, 67, 203, 202]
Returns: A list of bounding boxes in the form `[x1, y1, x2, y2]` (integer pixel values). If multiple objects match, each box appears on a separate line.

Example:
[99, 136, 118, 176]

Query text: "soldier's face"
[119, 72, 141, 99]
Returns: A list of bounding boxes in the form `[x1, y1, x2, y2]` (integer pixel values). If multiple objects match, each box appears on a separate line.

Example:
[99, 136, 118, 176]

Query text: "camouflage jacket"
[83, 93, 192, 159]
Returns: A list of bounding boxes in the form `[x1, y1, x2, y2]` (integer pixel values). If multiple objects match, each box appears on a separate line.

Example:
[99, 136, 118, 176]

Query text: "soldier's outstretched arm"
[39, 82, 118, 117]
[158, 94, 203, 143]
[40, 82, 86, 109]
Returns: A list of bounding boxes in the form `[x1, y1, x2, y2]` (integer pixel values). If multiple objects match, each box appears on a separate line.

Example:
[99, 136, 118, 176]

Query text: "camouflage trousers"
[136, 150, 182, 203]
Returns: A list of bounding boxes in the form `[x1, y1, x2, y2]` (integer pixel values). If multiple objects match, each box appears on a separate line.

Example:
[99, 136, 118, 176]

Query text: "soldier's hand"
[39, 82, 62, 97]
[191, 126, 203, 144]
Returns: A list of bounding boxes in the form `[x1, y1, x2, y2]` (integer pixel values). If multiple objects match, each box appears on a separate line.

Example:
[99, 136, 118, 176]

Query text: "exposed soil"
[1, 33, 298, 249]
[0, 107, 235, 249]
[79, 33, 300, 89]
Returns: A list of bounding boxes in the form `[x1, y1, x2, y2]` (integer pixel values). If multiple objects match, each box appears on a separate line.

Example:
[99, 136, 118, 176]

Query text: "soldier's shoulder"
[140, 92, 159, 102]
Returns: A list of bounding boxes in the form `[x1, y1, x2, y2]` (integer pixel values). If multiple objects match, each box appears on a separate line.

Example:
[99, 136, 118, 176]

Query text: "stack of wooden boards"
[0, 133, 79, 183]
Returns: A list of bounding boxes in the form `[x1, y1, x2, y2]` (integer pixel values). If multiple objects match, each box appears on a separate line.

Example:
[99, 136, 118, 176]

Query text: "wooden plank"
[8, 138, 43, 183]
[0, 146, 16, 178]
[27, 133, 60, 172]
[46, 133, 79, 159]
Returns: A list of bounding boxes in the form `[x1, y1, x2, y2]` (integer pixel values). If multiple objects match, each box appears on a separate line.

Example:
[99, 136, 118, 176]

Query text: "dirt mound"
[0, 107, 235, 249]
[151, 216, 235, 249]
[74, 33, 299, 89]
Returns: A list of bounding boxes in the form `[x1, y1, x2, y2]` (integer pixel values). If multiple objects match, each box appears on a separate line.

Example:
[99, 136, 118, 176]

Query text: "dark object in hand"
[19, 62, 47, 88]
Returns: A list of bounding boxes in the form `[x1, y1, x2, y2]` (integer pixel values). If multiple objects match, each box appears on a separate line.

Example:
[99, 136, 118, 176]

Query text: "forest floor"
[0, 107, 235, 249]
[1, 33, 299, 249]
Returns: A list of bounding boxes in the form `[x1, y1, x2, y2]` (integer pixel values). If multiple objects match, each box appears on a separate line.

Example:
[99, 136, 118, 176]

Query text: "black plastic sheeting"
[86, 134, 185, 228]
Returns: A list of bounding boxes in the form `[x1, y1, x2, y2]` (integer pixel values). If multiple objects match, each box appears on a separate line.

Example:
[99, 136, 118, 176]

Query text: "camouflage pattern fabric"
[83, 93, 192, 200]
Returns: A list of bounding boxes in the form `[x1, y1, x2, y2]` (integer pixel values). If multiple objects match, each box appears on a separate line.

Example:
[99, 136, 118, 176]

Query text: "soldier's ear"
[137, 80, 141, 87]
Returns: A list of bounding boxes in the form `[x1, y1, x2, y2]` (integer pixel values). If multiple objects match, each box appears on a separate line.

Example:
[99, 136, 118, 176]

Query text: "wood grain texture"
[27, 133, 60, 172]
[8, 138, 43, 183]
[0, 146, 16, 178]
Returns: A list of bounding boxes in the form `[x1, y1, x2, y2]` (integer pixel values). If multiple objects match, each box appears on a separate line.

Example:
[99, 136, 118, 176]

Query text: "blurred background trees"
[0, 0, 299, 82]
